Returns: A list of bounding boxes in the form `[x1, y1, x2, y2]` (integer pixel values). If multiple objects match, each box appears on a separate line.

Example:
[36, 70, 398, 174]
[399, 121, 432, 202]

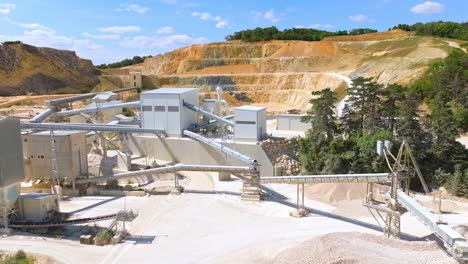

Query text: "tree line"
[96, 55, 152, 69]
[225, 26, 377, 42]
[392, 21, 468, 40]
[225, 21, 468, 42]
[299, 49, 468, 196]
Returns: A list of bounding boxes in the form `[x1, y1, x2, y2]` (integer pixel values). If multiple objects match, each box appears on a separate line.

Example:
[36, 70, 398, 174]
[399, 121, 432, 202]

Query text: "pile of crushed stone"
[272, 232, 456, 264]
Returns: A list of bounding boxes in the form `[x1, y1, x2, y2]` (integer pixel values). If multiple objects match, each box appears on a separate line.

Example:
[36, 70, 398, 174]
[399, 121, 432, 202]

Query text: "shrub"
[95, 230, 114, 245]
[0, 250, 35, 264]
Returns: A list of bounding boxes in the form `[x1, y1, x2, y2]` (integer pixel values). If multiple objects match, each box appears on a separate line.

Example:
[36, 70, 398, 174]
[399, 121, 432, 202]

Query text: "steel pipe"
[29, 108, 56, 123]
[20, 122, 165, 135]
[183, 101, 234, 127]
[183, 130, 257, 166]
[55, 101, 140, 116]
[77, 164, 251, 183]
[47, 87, 138, 106]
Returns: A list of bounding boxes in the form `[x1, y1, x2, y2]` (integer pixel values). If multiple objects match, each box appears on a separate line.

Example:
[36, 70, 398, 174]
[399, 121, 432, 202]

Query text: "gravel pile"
[272, 232, 456, 264]
[275, 154, 301, 175]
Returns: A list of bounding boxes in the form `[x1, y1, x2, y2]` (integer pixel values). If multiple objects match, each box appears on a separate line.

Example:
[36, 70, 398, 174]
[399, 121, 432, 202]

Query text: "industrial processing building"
[22, 130, 88, 182]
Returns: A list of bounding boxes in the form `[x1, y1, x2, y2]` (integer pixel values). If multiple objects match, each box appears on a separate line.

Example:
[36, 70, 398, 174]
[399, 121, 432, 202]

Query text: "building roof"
[25, 130, 84, 136]
[141, 88, 198, 95]
[20, 193, 57, 200]
[93, 92, 118, 102]
[235, 105, 266, 111]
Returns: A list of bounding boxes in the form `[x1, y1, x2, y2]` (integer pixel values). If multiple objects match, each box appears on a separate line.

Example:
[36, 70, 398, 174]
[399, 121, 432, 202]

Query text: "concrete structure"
[0, 183, 20, 214]
[0, 116, 24, 228]
[0, 117, 25, 187]
[22, 131, 88, 182]
[17, 193, 59, 222]
[140, 88, 198, 136]
[128, 135, 272, 176]
[234, 106, 267, 141]
[130, 71, 142, 88]
[276, 114, 311, 131]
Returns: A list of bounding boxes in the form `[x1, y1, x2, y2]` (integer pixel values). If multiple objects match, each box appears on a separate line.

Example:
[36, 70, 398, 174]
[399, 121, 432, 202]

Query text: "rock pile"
[275, 154, 301, 175]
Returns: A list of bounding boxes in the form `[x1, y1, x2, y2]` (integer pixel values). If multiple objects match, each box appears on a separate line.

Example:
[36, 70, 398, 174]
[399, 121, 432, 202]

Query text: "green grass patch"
[0, 250, 35, 264]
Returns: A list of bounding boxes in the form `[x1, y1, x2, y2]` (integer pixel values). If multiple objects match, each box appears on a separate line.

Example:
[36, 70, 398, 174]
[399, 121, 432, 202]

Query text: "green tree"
[302, 88, 338, 139]
[345, 77, 383, 135]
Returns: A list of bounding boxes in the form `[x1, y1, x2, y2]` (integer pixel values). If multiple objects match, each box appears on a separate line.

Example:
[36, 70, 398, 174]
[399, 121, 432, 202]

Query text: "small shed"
[18, 193, 59, 222]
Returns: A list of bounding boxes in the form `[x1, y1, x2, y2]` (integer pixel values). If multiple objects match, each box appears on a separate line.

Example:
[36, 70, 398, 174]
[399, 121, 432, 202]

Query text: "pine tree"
[345, 77, 383, 135]
[302, 88, 338, 139]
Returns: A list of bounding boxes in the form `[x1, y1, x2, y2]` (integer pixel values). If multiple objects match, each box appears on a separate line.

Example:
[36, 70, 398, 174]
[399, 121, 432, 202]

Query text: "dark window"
[154, 105, 166, 112]
[134, 82, 136, 86]
[142, 105, 152, 111]
[235, 121, 256, 125]
[168, 106, 179, 112]
[30, 155, 33, 158]
[133, 75, 136, 80]
[24, 139, 27, 142]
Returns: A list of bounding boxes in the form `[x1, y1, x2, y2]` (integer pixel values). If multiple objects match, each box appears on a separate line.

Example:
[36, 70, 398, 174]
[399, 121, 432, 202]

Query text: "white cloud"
[348, 14, 370, 22]
[82, 32, 120, 40]
[120, 34, 207, 49]
[215, 20, 228, 29]
[6, 19, 50, 30]
[116, 4, 150, 14]
[309, 24, 335, 30]
[0, 24, 103, 57]
[97, 26, 141, 33]
[157, 26, 175, 34]
[192, 11, 212, 21]
[192, 12, 228, 28]
[410, 1, 444, 14]
[0, 3, 15, 14]
[253, 9, 279, 23]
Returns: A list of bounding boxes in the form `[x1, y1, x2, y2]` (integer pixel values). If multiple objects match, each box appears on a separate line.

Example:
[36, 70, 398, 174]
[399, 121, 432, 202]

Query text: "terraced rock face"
[0, 43, 99, 96]
[130, 30, 453, 112]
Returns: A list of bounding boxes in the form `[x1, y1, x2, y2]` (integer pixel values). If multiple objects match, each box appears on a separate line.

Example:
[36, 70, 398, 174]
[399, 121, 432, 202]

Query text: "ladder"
[50, 130, 60, 186]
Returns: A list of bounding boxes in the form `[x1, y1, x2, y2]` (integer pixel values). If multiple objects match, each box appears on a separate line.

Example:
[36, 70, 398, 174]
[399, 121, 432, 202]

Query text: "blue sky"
[0, 0, 466, 64]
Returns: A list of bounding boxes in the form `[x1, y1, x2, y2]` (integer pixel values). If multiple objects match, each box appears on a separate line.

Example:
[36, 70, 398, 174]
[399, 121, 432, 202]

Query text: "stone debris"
[275, 154, 301, 175]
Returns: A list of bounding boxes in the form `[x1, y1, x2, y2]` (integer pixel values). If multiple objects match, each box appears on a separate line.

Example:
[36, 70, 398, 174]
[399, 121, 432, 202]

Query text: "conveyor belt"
[55, 101, 140, 116]
[46, 87, 138, 106]
[77, 164, 252, 184]
[183, 101, 234, 127]
[8, 213, 118, 228]
[20, 122, 165, 135]
[397, 191, 468, 261]
[260, 173, 390, 184]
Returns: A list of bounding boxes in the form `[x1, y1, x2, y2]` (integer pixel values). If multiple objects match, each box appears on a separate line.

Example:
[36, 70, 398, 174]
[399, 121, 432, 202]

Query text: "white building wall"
[234, 106, 267, 141]
[140, 88, 199, 136]
[276, 115, 312, 131]
[22, 132, 87, 180]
